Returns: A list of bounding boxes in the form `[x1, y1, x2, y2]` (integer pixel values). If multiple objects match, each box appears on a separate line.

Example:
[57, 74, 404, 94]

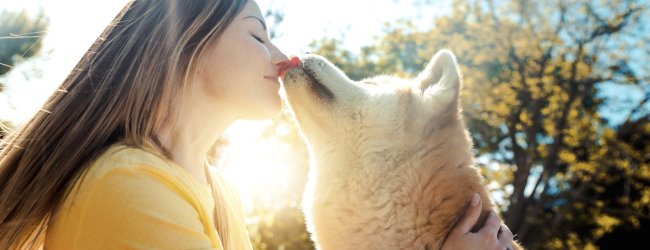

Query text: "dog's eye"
[362, 81, 378, 86]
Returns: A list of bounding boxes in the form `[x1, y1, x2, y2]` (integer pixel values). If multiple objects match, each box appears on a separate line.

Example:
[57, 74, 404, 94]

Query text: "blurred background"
[1, 0, 648, 249]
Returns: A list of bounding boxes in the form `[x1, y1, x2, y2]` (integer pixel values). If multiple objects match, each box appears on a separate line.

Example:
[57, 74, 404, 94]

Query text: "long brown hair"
[0, 0, 248, 249]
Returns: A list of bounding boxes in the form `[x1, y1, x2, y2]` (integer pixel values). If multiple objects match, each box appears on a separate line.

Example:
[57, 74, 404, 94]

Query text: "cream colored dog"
[281, 50, 520, 249]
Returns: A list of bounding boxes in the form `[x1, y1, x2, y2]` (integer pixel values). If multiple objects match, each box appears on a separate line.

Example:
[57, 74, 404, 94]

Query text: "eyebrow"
[244, 16, 267, 31]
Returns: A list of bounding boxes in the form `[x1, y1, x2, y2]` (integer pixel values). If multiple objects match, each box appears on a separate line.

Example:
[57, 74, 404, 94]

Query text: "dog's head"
[281, 50, 468, 162]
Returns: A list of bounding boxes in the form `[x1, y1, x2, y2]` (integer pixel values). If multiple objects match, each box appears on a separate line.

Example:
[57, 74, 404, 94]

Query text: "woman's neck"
[156, 109, 235, 185]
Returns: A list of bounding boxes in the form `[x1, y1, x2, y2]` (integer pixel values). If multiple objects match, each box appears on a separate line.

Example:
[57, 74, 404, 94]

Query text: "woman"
[0, 0, 514, 249]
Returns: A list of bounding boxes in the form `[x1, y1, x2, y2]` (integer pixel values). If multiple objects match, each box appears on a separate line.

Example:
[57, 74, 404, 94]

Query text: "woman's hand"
[441, 193, 514, 250]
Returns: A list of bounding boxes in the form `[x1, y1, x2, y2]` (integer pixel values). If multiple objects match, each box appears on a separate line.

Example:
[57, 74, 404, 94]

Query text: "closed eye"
[252, 34, 265, 44]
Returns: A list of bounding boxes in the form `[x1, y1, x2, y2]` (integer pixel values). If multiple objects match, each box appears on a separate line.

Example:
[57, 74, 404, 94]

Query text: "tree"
[0, 9, 48, 79]
[308, 0, 649, 249]
[0, 9, 48, 140]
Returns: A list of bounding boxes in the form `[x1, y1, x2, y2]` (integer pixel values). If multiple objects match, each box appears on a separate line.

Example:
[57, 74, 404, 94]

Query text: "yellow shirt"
[45, 143, 253, 250]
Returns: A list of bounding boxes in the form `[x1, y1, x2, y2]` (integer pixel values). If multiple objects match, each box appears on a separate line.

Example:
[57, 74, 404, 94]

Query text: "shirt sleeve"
[72, 166, 221, 250]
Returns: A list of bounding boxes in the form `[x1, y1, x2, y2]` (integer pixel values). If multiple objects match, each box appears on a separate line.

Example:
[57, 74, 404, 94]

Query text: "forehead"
[364, 76, 412, 88]
[361, 77, 415, 101]
[238, 1, 264, 18]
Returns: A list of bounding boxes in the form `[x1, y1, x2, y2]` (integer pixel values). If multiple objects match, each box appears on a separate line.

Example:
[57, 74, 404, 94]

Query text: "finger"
[454, 193, 482, 234]
[480, 211, 501, 236]
[498, 223, 514, 245]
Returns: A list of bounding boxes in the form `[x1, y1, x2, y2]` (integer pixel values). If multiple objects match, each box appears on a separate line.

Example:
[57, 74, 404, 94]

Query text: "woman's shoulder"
[72, 143, 211, 200]
[65, 142, 213, 209]
[88, 143, 168, 175]
[81, 143, 189, 185]
[47, 143, 221, 250]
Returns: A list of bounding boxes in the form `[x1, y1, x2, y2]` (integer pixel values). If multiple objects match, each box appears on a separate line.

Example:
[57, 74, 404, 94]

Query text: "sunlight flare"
[213, 121, 307, 211]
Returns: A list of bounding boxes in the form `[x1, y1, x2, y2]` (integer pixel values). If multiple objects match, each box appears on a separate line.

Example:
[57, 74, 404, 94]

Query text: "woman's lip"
[264, 76, 280, 84]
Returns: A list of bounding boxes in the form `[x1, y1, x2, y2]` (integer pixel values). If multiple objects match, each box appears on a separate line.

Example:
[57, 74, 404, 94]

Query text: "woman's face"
[196, 0, 288, 120]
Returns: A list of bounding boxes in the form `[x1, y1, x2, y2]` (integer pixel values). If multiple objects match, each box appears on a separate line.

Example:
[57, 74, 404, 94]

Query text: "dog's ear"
[416, 50, 462, 112]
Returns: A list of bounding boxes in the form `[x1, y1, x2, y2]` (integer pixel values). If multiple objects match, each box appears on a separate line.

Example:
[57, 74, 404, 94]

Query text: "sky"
[0, 0, 450, 125]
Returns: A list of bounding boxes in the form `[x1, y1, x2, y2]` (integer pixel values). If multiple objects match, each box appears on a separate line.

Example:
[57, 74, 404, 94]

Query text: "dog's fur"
[281, 50, 520, 249]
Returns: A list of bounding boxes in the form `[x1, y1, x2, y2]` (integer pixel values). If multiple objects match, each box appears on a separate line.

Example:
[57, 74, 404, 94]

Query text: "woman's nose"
[276, 60, 288, 69]
[271, 45, 289, 68]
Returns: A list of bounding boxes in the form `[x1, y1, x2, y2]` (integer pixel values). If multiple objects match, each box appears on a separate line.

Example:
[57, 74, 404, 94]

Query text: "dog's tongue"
[279, 57, 302, 78]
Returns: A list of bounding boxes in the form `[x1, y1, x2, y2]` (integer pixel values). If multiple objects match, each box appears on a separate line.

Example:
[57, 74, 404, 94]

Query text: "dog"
[280, 50, 521, 249]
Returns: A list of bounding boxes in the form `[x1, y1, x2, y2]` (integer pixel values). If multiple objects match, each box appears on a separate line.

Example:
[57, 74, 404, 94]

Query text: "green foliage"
[248, 201, 314, 250]
[307, 0, 649, 249]
[0, 9, 47, 140]
[0, 9, 48, 78]
[264, 7, 284, 40]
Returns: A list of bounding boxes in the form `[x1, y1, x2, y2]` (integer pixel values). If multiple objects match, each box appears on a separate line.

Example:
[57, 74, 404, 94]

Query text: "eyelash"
[252, 35, 265, 44]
